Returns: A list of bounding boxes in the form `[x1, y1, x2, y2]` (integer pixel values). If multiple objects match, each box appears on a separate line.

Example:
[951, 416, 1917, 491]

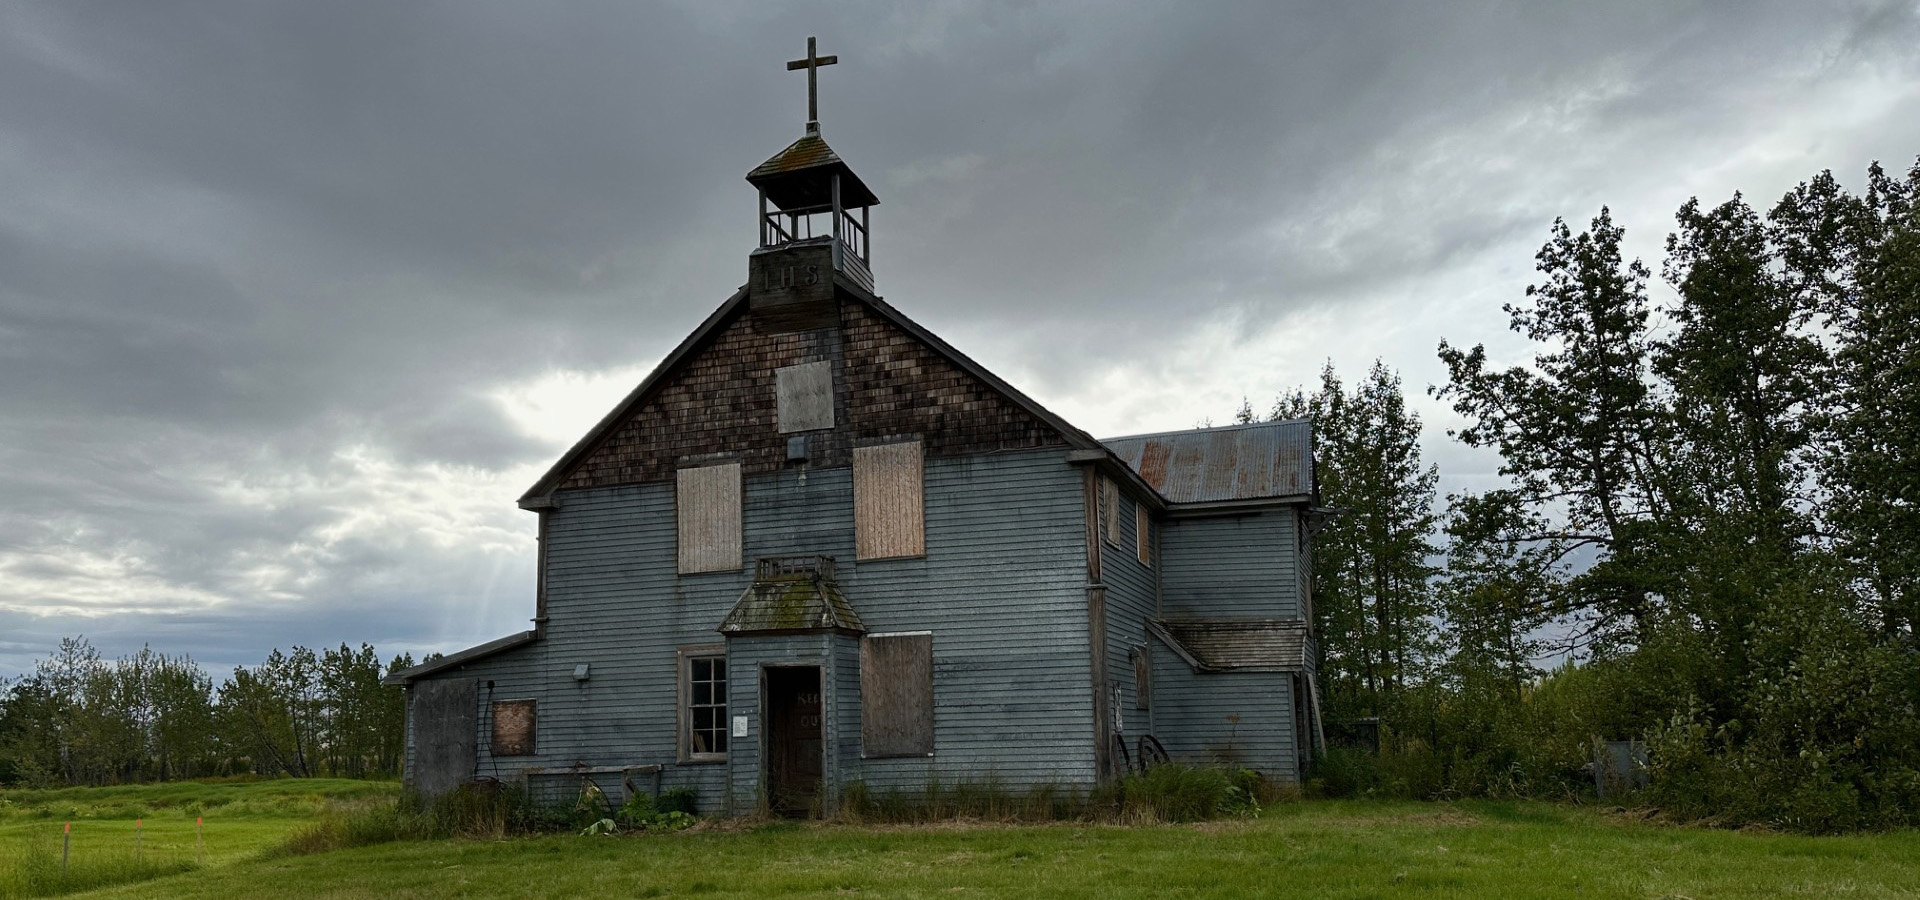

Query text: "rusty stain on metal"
[1101, 420, 1312, 504]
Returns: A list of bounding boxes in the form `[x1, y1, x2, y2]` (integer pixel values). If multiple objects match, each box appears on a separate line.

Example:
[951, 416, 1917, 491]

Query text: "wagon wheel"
[1110, 733, 1134, 775]
[1137, 734, 1170, 770]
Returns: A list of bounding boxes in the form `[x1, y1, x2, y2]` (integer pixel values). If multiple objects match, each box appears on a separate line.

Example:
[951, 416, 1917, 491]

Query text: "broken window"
[490, 699, 536, 756]
[861, 632, 933, 757]
[776, 360, 834, 432]
[1103, 478, 1121, 548]
[679, 645, 728, 762]
[1136, 503, 1152, 566]
[1130, 645, 1151, 710]
[854, 441, 925, 560]
[677, 463, 742, 574]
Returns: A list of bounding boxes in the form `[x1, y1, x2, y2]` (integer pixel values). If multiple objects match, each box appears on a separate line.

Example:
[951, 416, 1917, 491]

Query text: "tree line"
[1255, 158, 1920, 832]
[0, 637, 417, 786]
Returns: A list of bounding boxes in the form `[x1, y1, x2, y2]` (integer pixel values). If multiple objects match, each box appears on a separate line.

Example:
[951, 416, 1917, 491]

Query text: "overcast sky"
[2, 1, 1917, 678]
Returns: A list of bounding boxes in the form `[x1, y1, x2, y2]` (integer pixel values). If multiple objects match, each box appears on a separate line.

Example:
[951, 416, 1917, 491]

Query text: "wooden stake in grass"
[62, 821, 70, 878]
[196, 816, 204, 865]
[136, 818, 143, 860]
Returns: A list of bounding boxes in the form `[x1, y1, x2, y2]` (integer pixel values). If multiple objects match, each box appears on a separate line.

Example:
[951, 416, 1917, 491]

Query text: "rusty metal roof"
[746, 132, 879, 210]
[1100, 420, 1313, 505]
[1149, 619, 1314, 673]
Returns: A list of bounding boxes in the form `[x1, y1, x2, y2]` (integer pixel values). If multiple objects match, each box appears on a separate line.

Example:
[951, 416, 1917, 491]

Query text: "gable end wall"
[560, 298, 1067, 491]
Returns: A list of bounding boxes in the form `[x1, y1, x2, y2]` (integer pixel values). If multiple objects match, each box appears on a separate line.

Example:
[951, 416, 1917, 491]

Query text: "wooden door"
[764, 666, 824, 816]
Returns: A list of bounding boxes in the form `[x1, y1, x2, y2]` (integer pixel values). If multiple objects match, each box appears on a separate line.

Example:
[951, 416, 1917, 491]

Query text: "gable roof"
[518, 276, 1110, 506]
[1148, 619, 1314, 673]
[1100, 419, 1314, 505]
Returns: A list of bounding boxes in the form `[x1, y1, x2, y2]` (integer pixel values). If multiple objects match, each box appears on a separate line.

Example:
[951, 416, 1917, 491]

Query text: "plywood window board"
[775, 361, 834, 433]
[861, 632, 933, 757]
[677, 463, 742, 574]
[490, 699, 536, 756]
[854, 441, 925, 560]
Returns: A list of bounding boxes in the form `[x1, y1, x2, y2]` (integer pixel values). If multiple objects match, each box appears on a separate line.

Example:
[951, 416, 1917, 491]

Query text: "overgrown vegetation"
[837, 765, 1273, 824]
[1261, 157, 1920, 833]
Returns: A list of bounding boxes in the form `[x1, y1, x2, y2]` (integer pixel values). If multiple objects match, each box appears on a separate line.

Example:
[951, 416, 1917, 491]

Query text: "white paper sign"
[732, 714, 749, 738]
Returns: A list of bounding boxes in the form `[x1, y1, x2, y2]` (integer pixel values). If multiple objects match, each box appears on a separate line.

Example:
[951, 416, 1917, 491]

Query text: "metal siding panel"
[677, 463, 742, 574]
[853, 441, 925, 560]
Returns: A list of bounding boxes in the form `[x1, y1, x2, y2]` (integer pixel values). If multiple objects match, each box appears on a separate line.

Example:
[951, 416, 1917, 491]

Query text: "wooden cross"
[786, 36, 838, 129]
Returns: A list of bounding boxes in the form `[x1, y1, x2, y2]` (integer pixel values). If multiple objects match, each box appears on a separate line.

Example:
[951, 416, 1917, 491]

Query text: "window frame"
[1135, 503, 1152, 566]
[677, 644, 729, 764]
[1102, 478, 1122, 548]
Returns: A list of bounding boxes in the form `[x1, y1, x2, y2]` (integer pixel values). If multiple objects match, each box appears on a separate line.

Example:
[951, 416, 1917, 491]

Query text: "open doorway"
[763, 665, 824, 817]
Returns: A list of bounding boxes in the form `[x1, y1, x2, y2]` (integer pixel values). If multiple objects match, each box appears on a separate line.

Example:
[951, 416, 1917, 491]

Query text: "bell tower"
[746, 37, 877, 330]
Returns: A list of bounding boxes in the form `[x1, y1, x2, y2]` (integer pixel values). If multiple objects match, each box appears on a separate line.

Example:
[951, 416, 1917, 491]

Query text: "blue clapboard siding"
[1101, 487, 1156, 733]
[723, 633, 842, 815]
[1159, 511, 1300, 619]
[1148, 640, 1298, 781]
[413, 447, 1094, 810]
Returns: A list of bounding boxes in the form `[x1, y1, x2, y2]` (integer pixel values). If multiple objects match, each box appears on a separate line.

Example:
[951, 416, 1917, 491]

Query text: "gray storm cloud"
[2, 0, 1916, 676]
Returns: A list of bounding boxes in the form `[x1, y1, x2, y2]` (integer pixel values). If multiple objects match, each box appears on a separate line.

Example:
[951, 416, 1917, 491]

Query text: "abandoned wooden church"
[386, 40, 1326, 816]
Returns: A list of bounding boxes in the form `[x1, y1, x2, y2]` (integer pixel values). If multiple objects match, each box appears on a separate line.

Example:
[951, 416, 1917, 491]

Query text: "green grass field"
[0, 779, 395, 899]
[4, 780, 1918, 899]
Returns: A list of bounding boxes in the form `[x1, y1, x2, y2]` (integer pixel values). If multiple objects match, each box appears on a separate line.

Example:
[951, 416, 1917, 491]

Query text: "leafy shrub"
[1117, 765, 1236, 823]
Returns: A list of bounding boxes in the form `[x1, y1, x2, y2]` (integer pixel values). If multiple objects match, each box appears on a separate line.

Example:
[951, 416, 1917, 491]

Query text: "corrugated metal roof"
[1150, 619, 1313, 673]
[1100, 420, 1313, 504]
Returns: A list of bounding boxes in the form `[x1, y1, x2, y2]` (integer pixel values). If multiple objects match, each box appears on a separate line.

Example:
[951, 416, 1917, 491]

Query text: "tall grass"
[0, 831, 198, 899]
[838, 766, 1275, 825]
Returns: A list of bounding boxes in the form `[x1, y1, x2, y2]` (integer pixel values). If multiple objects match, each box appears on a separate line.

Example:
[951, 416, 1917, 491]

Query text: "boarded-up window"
[1130, 645, 1151, 710]
[861, 632, 933, 757]
[776, 361, 834, 432]
[1136, 504, 1151, 566]
[854, 441, 925, 560]
[1103, 478, 1121, 547]
[677, 463, 741, 574]
[490, 699, 536, 756]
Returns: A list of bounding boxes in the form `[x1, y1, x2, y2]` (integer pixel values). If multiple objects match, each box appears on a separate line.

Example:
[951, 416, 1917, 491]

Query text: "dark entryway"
[763, 665, 824, 817]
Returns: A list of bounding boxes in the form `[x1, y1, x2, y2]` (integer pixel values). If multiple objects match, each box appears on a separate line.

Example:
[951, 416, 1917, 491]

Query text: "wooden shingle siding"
[559, 301, 1067, 491]
[677, 463, 742, 574]
[860, 633, 934, 757]
[422, 448, 1094, 811]
[853, 441, 924, 560]
[1159, 512, 1300, 619]
[1149, 644, 1298, 781]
